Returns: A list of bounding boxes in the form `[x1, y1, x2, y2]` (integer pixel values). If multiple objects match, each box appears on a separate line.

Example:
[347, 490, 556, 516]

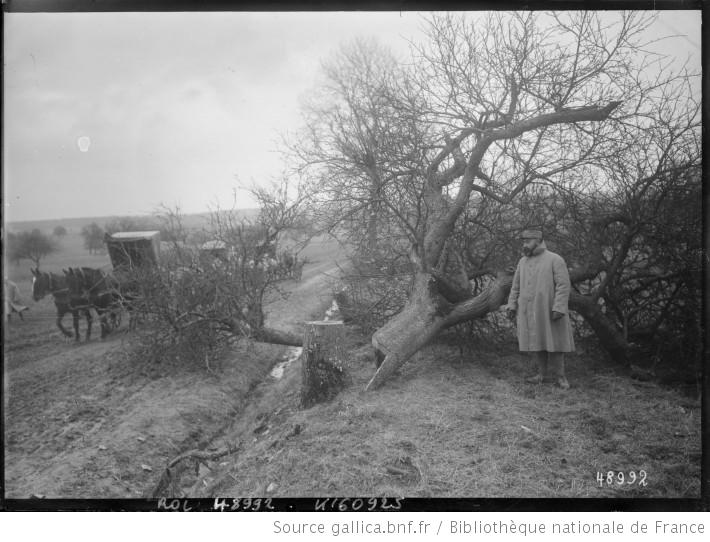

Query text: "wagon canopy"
[105, 231, 161, 270]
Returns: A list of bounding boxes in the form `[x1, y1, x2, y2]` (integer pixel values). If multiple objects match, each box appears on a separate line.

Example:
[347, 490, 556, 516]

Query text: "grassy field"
[6, 230, 111, 278]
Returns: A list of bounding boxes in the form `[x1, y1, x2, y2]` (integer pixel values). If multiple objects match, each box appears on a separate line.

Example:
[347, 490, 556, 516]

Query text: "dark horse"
[31, 268, 94, 341]
[63, 267, 124, 339]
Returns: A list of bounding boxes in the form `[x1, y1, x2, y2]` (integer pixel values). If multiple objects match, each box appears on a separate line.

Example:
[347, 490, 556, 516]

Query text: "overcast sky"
[3, 11, 701, 222]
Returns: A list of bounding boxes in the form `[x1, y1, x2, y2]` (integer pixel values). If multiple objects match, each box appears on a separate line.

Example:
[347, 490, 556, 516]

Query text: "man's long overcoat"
[4, 279, 28, 320]
[507, 242, 575, 352]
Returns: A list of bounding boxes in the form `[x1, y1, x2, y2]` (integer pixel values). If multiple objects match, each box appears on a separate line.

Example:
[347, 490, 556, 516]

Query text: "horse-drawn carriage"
[105, 230, 161, 270]
[103, 230, 161, 330]
[30, 231, 162, 342]
[31, 228, 308, 343]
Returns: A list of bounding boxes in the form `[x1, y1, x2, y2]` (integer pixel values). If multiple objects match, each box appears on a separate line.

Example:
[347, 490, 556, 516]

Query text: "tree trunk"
[367, 271, 513, 390]
[301, 321, 348, 407]
[367, 183, 379, 252]
[225, 316, 303, 347]
[365, 101, 622, 390]
[254, 326, 303, 347]
[568, 292, 632, 364]
[442, 271, 513, 328]
[366, 269, 634, 390]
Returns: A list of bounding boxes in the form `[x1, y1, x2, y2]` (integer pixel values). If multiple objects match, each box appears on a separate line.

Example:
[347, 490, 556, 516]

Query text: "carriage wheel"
[105, 305, 122, 332]
[113, 307, 123, 330]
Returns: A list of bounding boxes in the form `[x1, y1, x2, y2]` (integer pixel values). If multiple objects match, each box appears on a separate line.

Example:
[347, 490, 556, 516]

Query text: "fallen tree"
[123, 178, 311, 369]
[370, 270, 514, 388]
[290, 12, 699, 390]
[366, 102, 622, 390]
[367, 264, 638, 390]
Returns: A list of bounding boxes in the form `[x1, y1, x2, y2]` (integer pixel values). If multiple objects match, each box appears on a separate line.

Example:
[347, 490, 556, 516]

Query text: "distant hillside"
[5, 209, 260, 235]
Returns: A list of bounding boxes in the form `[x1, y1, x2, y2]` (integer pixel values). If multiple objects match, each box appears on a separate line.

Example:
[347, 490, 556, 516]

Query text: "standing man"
[4, 277, 29, 322]
[506, 229, 574, 389]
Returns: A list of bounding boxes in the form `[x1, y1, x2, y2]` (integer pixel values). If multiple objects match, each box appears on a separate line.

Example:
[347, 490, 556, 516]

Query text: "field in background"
[6, 230, 110, 276]
[5, 209, 259, 236]
[4, 209, 261, 294]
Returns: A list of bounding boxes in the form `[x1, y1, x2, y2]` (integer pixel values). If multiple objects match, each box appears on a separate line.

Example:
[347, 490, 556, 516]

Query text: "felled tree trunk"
[367, 268, 635, 390]
[369, 273, 450, 388]
[225, 316, 303, 346]
[568, 292, 633, 364]
[442, 271, 514, 329]
[367, 271, 513, 390]
[254, 326, 303, 347]
[301, 321, 348, 407]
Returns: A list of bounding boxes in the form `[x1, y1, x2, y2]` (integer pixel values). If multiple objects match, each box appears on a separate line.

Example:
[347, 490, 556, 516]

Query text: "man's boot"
[549, 352, 570, 389]
[526, 352, 548, 383]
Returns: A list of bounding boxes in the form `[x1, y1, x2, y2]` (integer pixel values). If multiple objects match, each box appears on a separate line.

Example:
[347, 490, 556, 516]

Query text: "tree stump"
[300, 321, 348, 408]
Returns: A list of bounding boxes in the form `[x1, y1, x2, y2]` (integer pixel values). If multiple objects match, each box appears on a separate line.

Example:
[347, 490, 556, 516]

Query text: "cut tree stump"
[300, 320, 348, 408]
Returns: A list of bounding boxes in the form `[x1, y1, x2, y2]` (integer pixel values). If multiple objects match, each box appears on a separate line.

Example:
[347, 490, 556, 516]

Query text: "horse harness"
[40, 273, 72, 307]
[47, 272, 69, 296]
[72, 268, 115, 296]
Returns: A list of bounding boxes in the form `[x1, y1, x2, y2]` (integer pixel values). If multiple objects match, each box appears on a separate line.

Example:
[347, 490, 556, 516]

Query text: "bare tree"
[8, 229, 58, 269]
[290, 38, 427, 262]
[127, 177, 312, 369]
[53, 225, 68, 237]
[81, 222, 105, 254]
[155, 204, 189, 245]
[291, 12, 698, 390]
[452, 59, 701, 374]
[244, 175, 313, 258]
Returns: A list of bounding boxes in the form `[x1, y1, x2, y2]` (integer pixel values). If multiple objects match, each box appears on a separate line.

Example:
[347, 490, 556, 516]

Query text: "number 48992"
[597, 470, 647, 487]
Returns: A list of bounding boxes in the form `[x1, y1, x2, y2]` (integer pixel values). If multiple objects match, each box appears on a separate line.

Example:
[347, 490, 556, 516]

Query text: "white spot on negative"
[77, 136, 91, 152]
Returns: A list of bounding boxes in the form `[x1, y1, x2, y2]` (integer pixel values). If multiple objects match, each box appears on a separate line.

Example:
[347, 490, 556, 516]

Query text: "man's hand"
[506, 308, 516, 320]
[552, 311, 565, 321]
